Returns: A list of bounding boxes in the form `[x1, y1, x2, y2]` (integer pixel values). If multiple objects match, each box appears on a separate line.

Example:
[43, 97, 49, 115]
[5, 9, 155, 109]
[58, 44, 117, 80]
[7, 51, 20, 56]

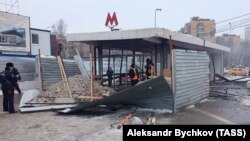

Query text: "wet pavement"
[1, 94, 250, 125]
[1, 94, 250, 141]
[157, 97, 250, 125]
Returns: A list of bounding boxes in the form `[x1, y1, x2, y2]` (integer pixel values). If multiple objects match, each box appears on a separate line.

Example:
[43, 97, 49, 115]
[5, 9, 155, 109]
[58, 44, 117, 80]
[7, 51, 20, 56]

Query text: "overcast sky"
[12, 0, 250, 38]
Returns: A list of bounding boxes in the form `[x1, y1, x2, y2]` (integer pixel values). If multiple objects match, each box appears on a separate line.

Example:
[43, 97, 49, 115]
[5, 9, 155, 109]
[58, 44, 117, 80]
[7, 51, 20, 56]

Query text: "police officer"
[0, 73, 15, 113]
[1, 62, 16, 113]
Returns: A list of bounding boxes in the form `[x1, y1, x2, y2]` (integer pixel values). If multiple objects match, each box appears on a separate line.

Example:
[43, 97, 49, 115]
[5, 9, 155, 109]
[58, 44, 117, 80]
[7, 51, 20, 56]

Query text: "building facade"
[30, 28, 51, 55]
[180, 17, 216, 42]
[216, 34, 241, 48]
[245, 26, 250, 40]
[216, 34, 242, 67]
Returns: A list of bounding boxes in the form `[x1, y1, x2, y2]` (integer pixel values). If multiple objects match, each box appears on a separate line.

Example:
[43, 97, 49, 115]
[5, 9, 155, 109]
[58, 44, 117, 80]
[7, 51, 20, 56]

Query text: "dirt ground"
[1, 80, 250, 141]
[0, 110, 124, 141]
[0, 98, 170, 141]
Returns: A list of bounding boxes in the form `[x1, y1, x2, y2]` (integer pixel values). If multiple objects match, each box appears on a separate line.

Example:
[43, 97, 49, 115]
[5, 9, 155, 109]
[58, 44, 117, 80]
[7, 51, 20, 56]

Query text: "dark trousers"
[2, 87, 15, 113]
[131, 80, 139, 86]
[108, 77, 112, 87]
[14, 83, 21, 94]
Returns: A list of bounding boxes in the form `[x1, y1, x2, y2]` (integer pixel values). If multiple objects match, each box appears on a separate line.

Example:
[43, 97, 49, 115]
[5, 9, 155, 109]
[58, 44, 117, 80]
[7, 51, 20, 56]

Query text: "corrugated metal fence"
[39, 57, 80, 90]
[173, 49, 210, 111]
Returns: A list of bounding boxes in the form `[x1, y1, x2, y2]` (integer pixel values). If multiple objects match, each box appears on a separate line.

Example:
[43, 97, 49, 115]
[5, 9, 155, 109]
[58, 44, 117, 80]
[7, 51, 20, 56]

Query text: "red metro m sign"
[105, 12, 119, 31]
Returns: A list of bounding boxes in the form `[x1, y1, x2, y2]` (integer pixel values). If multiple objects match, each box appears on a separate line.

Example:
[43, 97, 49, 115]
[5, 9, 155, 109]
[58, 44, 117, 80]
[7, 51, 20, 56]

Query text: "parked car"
[227, 68, 247, 76]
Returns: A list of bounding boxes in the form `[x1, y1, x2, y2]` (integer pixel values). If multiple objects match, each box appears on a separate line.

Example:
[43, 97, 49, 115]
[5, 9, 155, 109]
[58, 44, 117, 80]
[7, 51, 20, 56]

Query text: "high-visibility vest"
[131, 68, 138, 80]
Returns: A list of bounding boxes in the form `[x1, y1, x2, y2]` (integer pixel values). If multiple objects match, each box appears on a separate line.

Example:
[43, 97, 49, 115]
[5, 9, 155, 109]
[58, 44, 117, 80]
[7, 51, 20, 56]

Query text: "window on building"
[197, 23, 204, 33]
[197, 23, 205, 39]
[32, 34, 39, 44]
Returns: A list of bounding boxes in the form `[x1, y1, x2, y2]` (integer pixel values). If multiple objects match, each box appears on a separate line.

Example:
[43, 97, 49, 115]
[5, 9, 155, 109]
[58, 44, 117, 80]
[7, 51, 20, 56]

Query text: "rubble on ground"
[43, 75, 115, 98]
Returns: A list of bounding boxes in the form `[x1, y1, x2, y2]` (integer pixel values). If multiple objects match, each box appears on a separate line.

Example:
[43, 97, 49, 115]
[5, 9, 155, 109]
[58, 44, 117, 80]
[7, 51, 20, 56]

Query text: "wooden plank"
[57, 56, 73, 98]
[20, 105, 76, 113]
[54, 98, 76, 103]
[77, 96, 103, 99]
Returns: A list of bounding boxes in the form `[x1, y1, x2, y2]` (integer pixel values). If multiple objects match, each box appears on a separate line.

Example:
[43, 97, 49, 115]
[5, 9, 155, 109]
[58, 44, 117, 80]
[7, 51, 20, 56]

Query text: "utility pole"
[229, 22, 232, 67]
[154, 8, 162, 28]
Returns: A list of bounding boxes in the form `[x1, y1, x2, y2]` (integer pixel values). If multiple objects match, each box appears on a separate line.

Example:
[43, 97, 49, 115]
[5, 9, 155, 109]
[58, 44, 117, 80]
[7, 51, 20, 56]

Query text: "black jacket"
[3, 68, 16, 85]
[13, 67, 21, 82]
[0, 75, 12, 90]
[129, 67, 139, 79]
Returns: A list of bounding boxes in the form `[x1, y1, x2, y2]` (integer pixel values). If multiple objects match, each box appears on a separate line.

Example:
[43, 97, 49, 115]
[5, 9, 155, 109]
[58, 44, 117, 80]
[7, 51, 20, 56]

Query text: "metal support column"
[154, 45, 158, 75]
[160, 45, 164, 75]
[108, 49, 111, 68]
[98, 44, 103, 80]
[120, 50, 124, 85]
[126, 56, 128, 88]
[94, 47, 97, 76]
[132, 51, 136, 64]
[113, 57, 116, 89]
[163, 40, 168, 69]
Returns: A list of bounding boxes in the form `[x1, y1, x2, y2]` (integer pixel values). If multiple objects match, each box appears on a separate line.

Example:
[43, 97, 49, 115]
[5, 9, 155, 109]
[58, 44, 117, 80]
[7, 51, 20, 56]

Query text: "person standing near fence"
[106, 67, 114, 87]
[129, 63, 139, 86]
[0, 62, 16, 113]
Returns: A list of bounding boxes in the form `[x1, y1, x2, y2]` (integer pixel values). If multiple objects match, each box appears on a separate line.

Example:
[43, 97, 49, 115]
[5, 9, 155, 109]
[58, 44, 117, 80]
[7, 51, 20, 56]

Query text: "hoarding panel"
[0, 11, 30, 52]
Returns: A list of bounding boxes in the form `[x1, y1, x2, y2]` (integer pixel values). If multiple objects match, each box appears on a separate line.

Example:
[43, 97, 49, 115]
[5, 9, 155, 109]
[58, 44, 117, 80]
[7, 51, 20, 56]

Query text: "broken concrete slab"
[60, 76, 173, 114]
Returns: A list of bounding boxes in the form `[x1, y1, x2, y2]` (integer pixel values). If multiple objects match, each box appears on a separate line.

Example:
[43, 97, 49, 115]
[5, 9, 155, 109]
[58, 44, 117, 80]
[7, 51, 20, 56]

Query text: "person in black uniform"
[1, 62, 16, 113]
[106, 67, 113, 87]
[0, 72, 15, 113]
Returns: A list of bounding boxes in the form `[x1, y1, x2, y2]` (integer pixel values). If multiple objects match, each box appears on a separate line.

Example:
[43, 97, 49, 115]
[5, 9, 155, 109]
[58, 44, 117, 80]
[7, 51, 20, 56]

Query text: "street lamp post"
[155, 8, 162, 28]
[229, 22, 232, 67]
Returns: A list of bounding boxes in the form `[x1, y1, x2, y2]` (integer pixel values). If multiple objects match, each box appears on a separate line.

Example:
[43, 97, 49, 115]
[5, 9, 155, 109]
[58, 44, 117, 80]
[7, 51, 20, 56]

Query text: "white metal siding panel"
[31, 29, 51, 56]
[173, 49, 210, 111]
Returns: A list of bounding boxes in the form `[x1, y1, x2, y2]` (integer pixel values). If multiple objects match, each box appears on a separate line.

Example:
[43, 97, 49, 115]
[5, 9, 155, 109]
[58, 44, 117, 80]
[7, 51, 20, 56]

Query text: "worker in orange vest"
[129, 63, 139, 86]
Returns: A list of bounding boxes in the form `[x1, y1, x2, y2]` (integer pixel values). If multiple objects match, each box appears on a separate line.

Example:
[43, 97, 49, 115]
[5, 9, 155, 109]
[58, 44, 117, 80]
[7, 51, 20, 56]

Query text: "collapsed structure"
[61, 28, 230, 113]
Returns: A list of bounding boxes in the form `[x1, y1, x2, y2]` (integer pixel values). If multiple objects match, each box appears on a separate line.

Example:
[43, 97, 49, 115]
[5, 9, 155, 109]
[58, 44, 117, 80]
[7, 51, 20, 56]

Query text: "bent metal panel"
[0, 11, 30, 52]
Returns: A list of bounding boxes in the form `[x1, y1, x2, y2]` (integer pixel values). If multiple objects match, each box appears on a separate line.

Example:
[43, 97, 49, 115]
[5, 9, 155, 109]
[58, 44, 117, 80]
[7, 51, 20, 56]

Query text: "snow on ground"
[19, 89, 40, 107]
[137, 108, 172, 114]
[224, 75, 245, 81]
[185, 105, 195, 109]
[0, 112, 123, 141]
[0, 107, 174, 141]
[0, 80, 39, 96]
[19, 80, 40, 91]
[240, 96, 250, 106]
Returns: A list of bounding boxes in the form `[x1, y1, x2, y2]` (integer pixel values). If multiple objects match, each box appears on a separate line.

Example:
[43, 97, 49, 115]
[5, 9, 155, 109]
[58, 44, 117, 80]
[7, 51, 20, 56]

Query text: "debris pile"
[44, 75, 115, 98]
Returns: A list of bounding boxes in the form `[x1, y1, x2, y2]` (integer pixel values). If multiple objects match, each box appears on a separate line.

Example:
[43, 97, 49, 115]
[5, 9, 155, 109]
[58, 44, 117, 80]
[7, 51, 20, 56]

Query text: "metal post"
[132, 51, 136, 64]
[154, 8, 162, 28]
[108, 49, 111, 69]
[169, 36, 173, 94]
[154, 45, 158, 75]
[98, 45, 103, 81]
[120, 50, 124, 85]
[142, 52, 145, 75]
[126, 56, 128, 88]
[229, 22, 232, 67]
[90, 46, 94, 101]
[38, 49, 44, 95]
[94, 47, 97, 76]
[113, 57, 116, 89]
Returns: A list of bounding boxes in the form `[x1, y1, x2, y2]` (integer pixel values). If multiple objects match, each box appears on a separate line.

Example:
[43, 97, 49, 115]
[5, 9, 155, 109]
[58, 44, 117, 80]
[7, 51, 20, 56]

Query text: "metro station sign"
[105, 12, 119, 30]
